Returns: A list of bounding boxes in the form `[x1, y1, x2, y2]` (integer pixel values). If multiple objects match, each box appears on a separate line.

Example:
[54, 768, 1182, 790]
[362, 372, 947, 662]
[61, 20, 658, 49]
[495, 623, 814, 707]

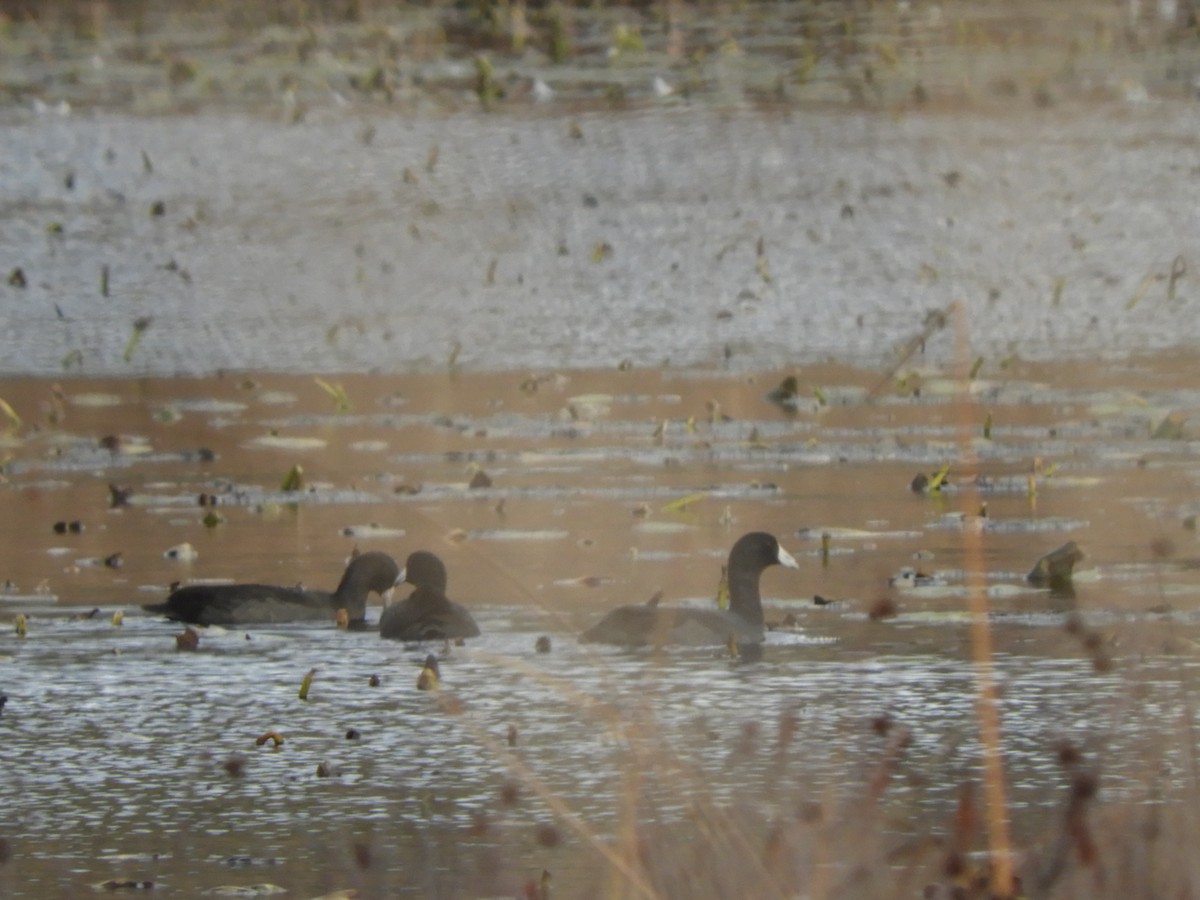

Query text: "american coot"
[580, 532, 798, 647]
[143, 551, 401, 626]
[379, 551, 481, 642]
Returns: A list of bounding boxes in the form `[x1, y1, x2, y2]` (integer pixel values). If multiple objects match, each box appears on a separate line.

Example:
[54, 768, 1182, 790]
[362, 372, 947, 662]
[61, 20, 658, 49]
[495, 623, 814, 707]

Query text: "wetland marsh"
[2, 1, 1200, 897]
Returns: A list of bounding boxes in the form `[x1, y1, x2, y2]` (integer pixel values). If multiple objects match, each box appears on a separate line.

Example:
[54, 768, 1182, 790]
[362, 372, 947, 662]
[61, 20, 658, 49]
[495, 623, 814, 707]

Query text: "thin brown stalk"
[866, 305, 951, 399]
[950, 301, 1015, 896]
[442, 649, 663, 899]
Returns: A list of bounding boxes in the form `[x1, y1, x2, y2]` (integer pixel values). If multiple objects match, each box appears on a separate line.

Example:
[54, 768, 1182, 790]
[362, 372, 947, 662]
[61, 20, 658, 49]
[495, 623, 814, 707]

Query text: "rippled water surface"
[3, 358, 1200, 896]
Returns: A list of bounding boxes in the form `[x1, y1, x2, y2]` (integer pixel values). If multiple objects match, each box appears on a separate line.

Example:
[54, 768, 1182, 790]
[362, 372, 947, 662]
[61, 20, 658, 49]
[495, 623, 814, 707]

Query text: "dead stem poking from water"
[440, 649, 661, 899]
[866, 307, 950, 401]
[951, 301, 1016, 896]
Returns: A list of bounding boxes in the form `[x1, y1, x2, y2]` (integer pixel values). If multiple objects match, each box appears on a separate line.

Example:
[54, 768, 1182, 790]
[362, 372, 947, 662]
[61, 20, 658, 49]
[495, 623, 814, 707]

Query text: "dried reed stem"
[950, 301, 1015, 896]
[444, 650, 663, 898]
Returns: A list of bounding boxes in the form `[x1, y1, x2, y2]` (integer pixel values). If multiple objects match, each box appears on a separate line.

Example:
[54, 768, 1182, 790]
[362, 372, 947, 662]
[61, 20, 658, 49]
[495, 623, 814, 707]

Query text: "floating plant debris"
[1026, 542, 1085, 591]
[69, 392, 124, 408]
[765, 375, 800, 409]
[466, 529, 569, 541]
[1168, 254, 1187, 301]
[416, 654, 440, 691]
[340, 524, 405, 539]
[122, 317, 153, 363]
[1152, 412, 1188, 440]
[221, 856, 281, 868]
[248, 436, 327, 450]
[553, 575, 609, 588]
[0, 397, 22, 430]
[314, 377, 352, 412]
[888, 567, 944, 589]
[208, 885, 287, 897]
[868, 597, 900, 620]
[175, 627, 199, 651]
[298, 668, 317, 701]
[661, 491, 708, 513]
[91, 880, 156, 891]
[163, 543, 197, 561]
[911, 463, 951, 494]
[633, 521, 694, 535]
[255, 391, 298, 405]
[280, 465, 304, 492]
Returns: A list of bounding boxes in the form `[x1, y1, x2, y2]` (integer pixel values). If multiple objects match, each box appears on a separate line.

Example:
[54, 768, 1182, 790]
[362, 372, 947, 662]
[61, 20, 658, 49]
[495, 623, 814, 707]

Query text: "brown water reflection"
[2, 358, 1198, 615]
[3, 356, 1200, 896]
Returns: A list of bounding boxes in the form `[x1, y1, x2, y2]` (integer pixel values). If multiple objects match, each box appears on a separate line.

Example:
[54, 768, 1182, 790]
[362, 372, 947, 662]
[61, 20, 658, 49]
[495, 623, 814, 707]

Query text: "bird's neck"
[333, 574, 368, 616]
[728, 569, 764, 626]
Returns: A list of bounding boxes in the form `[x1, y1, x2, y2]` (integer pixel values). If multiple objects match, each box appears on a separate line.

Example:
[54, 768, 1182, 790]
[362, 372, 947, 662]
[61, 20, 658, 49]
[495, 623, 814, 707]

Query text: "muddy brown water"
[2, 358, 1200, 896]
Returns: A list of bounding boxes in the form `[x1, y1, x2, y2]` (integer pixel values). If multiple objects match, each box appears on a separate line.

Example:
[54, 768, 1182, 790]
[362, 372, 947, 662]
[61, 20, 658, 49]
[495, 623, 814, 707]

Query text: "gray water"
[1, 1, 1199, 379]
[5, 105, 1200, 380]
[5, 611, 1191, 897]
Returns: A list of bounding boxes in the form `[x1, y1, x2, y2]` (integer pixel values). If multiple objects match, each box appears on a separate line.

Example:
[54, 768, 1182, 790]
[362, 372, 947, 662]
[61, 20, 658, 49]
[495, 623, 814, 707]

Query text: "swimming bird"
[379, 551, 481, 642]
[143, 551, 401, 626]
[887, 566, 945, 589]
[580, 531, 799, 647]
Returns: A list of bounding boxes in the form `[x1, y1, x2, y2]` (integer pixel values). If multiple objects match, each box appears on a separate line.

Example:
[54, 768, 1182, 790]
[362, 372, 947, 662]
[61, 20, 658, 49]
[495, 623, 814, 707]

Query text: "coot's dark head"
[334, 551, 403, 622]
[401, 551, 448, 594]
[336, 551, 402, 596]
[729, 532, 798, 572]
[724, 532, 798, 629]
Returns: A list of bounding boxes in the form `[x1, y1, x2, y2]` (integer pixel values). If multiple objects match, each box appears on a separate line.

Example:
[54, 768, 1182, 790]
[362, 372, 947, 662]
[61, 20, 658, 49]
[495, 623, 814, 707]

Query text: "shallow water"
[3, 359, 1200, 896]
